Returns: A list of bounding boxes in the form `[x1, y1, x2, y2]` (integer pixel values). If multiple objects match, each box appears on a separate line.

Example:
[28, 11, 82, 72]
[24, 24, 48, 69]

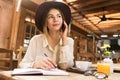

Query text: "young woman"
[19, 1, 74, 70]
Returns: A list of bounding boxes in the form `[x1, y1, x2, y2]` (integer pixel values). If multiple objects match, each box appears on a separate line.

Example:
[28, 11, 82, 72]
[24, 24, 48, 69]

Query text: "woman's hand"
[61, 21, 68, 38]
[33, 57, 57, 70]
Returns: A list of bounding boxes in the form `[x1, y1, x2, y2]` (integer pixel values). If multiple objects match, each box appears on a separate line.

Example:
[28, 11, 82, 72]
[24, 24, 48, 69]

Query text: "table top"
[0, 63, 120, 80]
[0, 70, 120, 80]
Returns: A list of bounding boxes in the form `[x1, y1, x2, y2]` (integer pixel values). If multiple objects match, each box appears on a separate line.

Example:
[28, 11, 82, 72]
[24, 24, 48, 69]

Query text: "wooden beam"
[72, 20, 100, 39]
[84, 4, 120, 16]
[77, 0, 120, 12]
[71, 1, 120, 16]
[67, 1, 105, 34]
[72, 20, 91, 33]
[68, 0, 106, 8]
[22, 0, 38, 12]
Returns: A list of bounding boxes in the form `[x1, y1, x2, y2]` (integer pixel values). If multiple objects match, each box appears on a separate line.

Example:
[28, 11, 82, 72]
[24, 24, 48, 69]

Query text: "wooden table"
[0, 70, 120, 80]
[0, 63, 120, 80]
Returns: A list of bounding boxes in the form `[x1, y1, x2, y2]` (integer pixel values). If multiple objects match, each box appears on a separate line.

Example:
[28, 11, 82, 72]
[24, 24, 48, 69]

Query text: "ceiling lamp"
[113, 34, 118, 38]
[100, 34, 108, 38]
[87, 32, 94, 37]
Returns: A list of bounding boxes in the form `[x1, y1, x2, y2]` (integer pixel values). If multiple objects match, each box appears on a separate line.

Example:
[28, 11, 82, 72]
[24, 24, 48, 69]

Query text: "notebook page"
[40, 68, 69, 76]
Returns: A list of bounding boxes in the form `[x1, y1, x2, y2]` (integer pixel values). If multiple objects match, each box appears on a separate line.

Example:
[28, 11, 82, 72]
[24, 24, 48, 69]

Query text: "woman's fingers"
[42, 61, 52, 70]
[46, 58, 57, 68]
[60, 21, 68, 38]
[42, 59, 56, 70]
[44, 60, 54, 68]
[33, 57, 57, 70]
[63, 21, 68, 32]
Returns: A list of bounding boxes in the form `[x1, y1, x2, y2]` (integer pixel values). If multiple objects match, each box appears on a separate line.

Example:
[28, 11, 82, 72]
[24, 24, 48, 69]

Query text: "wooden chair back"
[17, 46, 27, 67]
[0, 48, 13, 70]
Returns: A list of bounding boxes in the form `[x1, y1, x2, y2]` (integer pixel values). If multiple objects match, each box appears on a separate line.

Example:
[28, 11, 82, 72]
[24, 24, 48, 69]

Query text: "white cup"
[75, 61, 92, 71]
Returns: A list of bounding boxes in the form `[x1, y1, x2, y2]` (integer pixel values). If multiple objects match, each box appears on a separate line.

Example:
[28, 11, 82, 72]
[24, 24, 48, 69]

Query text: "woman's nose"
[53, 17, 59, 21]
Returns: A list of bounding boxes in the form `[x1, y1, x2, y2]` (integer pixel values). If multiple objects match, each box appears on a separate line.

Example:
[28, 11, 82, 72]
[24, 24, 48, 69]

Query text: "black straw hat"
[35, 1, 71, 32]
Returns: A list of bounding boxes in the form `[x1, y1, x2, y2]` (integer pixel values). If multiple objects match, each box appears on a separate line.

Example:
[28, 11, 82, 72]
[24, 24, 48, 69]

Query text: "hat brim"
[35, 1, 71, 32]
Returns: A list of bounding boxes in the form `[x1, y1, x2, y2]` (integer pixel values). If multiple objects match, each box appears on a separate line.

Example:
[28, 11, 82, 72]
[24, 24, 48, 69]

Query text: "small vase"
[103, 58, 113, 73]
[104, 55, 112, 59]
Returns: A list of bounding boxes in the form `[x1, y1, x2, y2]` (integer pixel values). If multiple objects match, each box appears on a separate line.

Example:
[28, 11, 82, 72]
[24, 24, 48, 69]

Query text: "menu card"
[12, 68, 69, 76]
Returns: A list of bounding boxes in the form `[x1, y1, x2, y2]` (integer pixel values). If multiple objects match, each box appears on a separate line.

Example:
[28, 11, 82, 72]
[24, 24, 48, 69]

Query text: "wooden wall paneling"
[71, 30, 86, 61]
[9, 0, 21, 51]
[16, 8, 26, 52]
[87, 38, 93, 53]
[74, 39, 79, 61]
[0, 0, 13, 48]
[71, 31, 79, 61]
[79, 38, 87, 53]
[71, 26, 97, 62]
[0, 0, 14, 68]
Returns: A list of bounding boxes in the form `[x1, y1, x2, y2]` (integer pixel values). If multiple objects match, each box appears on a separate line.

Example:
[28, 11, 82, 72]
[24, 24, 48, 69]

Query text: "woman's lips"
[53, 24, 59, 26]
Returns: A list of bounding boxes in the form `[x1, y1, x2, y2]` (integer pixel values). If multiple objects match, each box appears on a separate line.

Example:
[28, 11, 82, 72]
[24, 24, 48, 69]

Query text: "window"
[24, 13, 40, 47]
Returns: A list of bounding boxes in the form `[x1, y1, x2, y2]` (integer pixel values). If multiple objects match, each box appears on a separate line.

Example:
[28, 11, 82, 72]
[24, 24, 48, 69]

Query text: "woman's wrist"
[32, 62, 36, 68]
[59, 63, 68, 70]
[62, 37, 67, 46]
[32, 61, 39, 68]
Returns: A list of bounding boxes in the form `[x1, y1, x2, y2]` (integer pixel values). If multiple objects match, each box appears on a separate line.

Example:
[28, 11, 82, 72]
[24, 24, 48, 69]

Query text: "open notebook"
[12, 68, 69, 76]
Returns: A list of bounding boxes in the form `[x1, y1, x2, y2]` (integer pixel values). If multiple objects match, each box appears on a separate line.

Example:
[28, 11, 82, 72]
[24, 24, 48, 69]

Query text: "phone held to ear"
[61, 22, 65, 32]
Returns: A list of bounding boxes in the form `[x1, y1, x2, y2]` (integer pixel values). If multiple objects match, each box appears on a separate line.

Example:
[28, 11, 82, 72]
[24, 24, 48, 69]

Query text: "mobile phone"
[61, 21, 65, 32]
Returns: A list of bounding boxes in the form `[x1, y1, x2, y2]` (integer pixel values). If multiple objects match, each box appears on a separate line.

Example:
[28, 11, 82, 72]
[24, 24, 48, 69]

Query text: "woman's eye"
[58, 15, 62, 18]
[48, 16, 54, 19]
[47, 15, 62, 19]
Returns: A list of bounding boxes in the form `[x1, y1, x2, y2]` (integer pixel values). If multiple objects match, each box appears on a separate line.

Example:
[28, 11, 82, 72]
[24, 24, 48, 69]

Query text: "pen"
[44, 53, 48, 57]
[44, 53, 57, 68]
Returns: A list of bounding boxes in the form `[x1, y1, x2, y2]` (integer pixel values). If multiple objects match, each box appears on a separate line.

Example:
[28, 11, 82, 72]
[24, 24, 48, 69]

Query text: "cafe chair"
[113, 57, 120, 63]
[17, 46, 27, 67]
[112, 52, 120, 63]
[0, 48, 13, 70]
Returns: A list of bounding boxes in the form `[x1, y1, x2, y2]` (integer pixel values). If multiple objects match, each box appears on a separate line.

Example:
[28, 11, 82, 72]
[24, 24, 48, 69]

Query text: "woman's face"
[46, 8, 63, 32]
